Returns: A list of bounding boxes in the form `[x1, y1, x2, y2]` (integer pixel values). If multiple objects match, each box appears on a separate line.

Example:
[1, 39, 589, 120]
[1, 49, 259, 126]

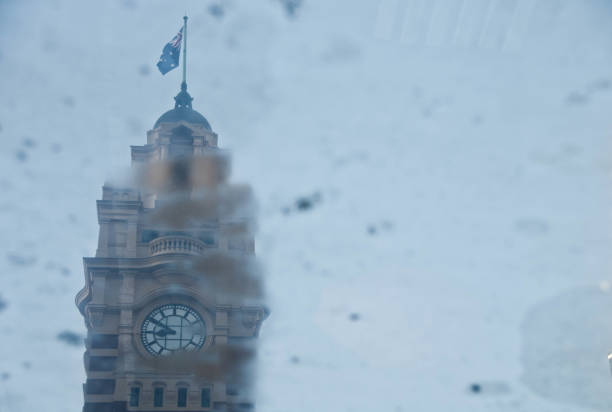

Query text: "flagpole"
[182, 15, 187, 86]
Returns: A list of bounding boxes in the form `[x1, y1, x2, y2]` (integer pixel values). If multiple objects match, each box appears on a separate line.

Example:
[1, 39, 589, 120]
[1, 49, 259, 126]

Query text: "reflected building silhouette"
[76, 82, 267, 412]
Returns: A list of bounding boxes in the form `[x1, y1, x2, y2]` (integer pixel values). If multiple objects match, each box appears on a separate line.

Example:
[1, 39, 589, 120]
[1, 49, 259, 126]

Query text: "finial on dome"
[174, 81, 193, 109]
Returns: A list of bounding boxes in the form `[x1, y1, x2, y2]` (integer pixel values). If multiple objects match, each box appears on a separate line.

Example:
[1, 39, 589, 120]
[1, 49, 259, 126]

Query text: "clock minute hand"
[150, 318, 176, 334]
[149, 318, 167, 328]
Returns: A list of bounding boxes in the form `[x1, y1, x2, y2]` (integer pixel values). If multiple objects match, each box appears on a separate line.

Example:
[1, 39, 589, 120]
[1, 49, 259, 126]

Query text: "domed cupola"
[154, 82, 212, 130]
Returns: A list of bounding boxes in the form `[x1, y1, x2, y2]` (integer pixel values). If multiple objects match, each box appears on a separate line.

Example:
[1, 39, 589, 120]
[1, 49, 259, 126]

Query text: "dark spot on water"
[7, 253, 36, 266]
[62, 96, 75, 107]
[122, 0, 138, 9]
[45, 261, 57, 271]
[321, 38, 361, 63]
[470, 383, 481, 393]
[60, 266, 71, 276]
[208, 3, 224, 18]
[349, 313, 361, 321]
[57, 330, 84, 347]
[296, 197, 312, 210]
[295, 192, 321, 212]
[588, 79, 610, 92]
[50, 142, 62, 153]
[15, 150, 27, 162]
[22, 361, 31, 369]
[566, 91, 588, 105]
[481, 382, 512, 396]
[0, 296, 6, 312]
[22, 137, 36, 148]
[562, 144, 582, 157]
[367, 221, 393, 236]
[138, 64, 150, 76]
[515, 218, 549, 236]
[279, 0, 302, 18]
[0, 178, 11, 191]
[290, 355, 300, 364]
[0, 123, 3, 132]
[42, 38, 58, 52]
[1, 372, 9, 381]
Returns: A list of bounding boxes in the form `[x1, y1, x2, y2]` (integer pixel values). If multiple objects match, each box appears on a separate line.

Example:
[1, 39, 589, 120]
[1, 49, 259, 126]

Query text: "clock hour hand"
[155, 328, 176, 337]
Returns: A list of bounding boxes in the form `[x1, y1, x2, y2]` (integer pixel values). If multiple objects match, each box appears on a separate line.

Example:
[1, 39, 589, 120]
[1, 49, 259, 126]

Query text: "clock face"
[140, 304, 206, 356]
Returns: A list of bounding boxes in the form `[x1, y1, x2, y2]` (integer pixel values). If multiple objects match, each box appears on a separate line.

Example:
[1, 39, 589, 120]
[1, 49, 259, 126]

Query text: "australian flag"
[157, 28, 182, 75]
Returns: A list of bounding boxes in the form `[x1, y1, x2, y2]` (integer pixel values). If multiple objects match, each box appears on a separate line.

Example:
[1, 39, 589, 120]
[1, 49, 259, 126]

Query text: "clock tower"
[75, 82, 267, 412]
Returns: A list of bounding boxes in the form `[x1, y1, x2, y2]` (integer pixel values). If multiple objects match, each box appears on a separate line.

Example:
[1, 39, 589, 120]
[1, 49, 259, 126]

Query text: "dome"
[154, 107, 212, 130]
[154, 82, 212, 131]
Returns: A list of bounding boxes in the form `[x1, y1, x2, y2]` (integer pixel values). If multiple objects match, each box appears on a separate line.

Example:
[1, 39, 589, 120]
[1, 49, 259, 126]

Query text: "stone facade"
[76, 85, 266, 412]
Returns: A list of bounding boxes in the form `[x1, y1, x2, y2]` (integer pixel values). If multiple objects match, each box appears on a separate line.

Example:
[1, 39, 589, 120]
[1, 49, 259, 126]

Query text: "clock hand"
[149, 318, 167, 328]
[155, 328, 177, 337]
[149, 318, 177, 335]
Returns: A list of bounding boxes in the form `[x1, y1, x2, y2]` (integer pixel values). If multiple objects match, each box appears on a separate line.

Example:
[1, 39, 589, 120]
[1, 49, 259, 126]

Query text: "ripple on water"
[520, 286, 612, 410]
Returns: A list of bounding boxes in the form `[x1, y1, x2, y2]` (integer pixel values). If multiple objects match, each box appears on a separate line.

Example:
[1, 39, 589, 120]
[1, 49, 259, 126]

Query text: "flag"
[157, 28, 183, 75]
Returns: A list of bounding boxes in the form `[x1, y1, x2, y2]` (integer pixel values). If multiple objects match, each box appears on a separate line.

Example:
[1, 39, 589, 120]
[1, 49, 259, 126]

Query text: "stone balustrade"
[149, 236, 207, 256]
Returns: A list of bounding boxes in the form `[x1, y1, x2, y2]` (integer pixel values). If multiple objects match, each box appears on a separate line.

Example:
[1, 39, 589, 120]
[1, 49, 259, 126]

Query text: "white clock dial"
[140, 304, 206, 356]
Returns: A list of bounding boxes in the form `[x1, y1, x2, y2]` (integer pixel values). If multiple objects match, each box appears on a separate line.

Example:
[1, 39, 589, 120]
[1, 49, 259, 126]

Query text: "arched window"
[175, 381, 190, 408]
[127, 381, 142, 407]
[201, 387, 211, 408]
[153, 387, 164, 407]
[129, 387, 140, 407]
[177, 387, 188, 407]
